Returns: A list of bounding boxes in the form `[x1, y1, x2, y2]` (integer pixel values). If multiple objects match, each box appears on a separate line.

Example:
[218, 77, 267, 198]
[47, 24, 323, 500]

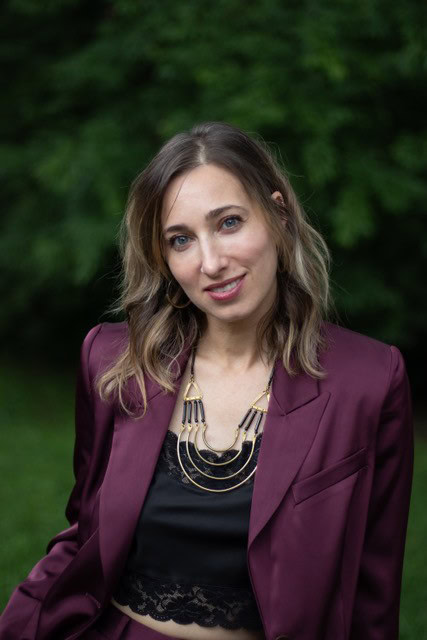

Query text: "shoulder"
[322, 321, 393, 364]
[80, 321, 129, 379]
[321, 321, 407, 407]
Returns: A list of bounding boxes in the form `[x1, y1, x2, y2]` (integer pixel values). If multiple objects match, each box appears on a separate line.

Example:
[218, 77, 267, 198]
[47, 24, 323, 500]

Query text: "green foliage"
[0, 0, 426, 356]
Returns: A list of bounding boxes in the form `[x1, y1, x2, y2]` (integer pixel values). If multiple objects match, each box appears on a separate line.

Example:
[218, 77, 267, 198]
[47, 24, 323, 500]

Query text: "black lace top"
[113, 429, 264, 631]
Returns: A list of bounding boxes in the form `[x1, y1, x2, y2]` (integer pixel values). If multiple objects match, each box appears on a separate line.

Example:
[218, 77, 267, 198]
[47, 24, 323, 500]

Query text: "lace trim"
[113, 570, 264, 631]
[157, 430, 263, 491]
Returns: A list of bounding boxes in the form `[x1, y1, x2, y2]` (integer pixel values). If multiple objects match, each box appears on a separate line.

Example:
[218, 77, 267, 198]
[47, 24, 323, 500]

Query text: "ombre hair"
[97, 121, 334, 416]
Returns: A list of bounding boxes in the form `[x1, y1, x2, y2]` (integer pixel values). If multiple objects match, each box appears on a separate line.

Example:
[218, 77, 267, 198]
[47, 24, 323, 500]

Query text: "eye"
[168, 235, 188, 250]
[222, 215, 241, 229]
[168, 216, 243, 251]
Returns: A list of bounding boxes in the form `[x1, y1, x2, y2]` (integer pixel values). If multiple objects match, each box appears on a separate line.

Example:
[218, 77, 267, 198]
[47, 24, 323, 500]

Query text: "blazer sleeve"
[0, 324, 103, 640]
[350, 345, 414, 640]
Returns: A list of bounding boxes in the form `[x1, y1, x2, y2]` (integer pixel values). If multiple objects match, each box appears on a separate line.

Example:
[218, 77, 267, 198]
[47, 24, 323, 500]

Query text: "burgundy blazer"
[0, 321, 414, 640]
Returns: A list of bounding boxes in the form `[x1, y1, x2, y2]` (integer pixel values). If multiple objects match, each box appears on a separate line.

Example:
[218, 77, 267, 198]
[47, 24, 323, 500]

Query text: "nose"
[199, 238, 228, 276]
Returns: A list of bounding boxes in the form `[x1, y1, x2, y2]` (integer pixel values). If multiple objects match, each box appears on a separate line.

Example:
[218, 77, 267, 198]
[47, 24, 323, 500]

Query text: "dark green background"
[1, 0, 426, 392]
[1, 1, 426, 636]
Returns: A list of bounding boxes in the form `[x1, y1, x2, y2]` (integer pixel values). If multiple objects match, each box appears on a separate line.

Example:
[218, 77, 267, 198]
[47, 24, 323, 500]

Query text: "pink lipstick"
[205, 275, 246, 301]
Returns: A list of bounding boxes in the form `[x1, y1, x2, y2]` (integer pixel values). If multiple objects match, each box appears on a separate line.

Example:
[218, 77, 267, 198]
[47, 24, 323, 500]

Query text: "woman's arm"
[350, 346, 414, 639]
[0, 324, 103, 640]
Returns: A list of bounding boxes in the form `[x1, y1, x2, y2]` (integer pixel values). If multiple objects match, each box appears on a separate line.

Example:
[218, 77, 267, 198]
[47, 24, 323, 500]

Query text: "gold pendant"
[201, 423, 240, 452]
[251, 388, 270, 413]
[176, 425, 259, 493]
[183, 376, 203, 401]
[184, 425, 257, 480]
[194, 424, 247, 465]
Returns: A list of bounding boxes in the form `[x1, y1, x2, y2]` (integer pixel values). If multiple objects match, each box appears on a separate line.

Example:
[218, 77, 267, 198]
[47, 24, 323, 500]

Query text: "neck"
[195, 321, 273, 375]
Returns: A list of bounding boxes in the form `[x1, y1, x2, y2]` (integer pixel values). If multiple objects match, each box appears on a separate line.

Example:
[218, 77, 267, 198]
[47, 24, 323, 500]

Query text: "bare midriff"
[110, 598, 265, 640]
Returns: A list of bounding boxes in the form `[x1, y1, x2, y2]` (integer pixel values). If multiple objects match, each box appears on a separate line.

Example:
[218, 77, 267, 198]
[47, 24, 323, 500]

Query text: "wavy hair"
[97, 121, 333, 416]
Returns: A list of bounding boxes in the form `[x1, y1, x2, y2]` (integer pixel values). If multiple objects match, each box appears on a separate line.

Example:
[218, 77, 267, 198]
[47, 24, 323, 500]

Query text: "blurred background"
[0, 0, 426, 636]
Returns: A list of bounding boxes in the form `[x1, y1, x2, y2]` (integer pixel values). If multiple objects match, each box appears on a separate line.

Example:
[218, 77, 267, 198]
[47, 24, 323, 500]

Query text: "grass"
[0, 359, 426, 638]
[0, 359, 75, 604]
[400, 435, 427, 639]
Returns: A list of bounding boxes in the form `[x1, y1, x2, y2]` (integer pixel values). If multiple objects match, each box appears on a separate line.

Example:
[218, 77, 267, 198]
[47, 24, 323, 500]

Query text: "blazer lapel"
[247, 359, 330, 550]
[98, 346, 190, 593]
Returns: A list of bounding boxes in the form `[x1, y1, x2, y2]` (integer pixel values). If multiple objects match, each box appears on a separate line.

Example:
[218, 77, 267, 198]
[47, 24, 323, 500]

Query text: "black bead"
[239, 407, 253, 429]
[181, 401, 187, 424]
[254, 411, 263, 434]
[244, 409, 256, 432]
[198, 399, 206, 423]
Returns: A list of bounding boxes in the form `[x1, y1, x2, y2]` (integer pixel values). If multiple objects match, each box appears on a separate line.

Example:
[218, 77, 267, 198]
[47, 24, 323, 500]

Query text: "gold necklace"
[176, 346, 275, 493]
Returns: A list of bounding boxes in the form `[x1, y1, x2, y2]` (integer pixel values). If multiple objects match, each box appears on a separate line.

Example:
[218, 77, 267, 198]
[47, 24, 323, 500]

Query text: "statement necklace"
[176, 346, 275, 493]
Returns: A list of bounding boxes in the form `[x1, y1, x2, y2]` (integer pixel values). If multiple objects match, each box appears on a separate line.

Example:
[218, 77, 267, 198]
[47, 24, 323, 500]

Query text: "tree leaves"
[0, 0, 426, 357]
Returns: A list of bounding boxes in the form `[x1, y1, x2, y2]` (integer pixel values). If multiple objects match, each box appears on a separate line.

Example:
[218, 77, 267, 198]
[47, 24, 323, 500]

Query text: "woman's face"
[161, 163, 283, 328]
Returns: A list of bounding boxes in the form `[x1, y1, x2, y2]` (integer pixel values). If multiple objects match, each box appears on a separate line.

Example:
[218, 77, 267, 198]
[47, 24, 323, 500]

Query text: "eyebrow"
[162, 205, 248, 235]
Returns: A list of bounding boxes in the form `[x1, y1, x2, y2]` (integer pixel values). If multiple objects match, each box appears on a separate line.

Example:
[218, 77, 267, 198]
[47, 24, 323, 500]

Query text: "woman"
[0, 121, 414, 640]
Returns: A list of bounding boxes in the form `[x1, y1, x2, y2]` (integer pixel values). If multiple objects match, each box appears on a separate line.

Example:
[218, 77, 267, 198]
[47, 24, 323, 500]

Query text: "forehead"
[161, 164, 252, 224]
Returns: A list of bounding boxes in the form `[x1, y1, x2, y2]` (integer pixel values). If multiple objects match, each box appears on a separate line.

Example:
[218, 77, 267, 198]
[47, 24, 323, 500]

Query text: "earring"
[166, 280, 192, 309]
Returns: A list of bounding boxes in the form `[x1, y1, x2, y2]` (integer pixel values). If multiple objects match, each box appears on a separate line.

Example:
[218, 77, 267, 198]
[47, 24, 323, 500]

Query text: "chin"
[215, 306, 257, 324]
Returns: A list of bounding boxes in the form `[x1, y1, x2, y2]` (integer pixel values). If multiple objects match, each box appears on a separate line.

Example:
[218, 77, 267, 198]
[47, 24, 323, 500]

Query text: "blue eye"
[168, 216, 242, 251]
[169, 235, 188, 248]
[222, 216, 240, 229]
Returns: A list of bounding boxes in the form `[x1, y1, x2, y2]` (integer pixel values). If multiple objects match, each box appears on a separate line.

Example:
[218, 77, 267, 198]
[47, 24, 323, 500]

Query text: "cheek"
[244, 231, 277, 268]
[167, 257, 196, 288]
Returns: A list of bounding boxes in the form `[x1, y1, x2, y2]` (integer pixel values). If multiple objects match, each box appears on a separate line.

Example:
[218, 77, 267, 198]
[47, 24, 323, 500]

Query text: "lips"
[204, 275, 245, 291]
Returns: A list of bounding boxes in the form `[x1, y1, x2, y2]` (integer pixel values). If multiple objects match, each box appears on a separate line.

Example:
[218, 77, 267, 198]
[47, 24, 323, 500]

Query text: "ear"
[271, 190, 285, 206]
[271, 191, 287, 225]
